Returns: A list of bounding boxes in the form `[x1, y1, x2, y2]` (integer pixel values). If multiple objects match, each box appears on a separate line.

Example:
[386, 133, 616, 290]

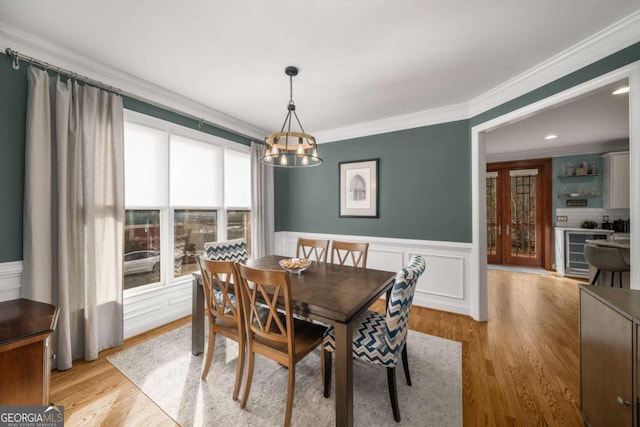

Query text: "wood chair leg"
[240, 349, 255, 409]
[323, 349, 332, 398]
[387, 367, 401, 422]
[590, 269, 601, 285]
[232, 337, 245, 400]
[201, 327, 216, 379]
[284, 364, 295, 427]
[401, 344, 411, 386]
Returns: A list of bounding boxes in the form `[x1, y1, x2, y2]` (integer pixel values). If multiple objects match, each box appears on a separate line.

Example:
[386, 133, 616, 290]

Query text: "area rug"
[107, 324, 461, 426]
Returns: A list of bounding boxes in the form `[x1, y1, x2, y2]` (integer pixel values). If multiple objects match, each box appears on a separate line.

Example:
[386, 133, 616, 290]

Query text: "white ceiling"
[485, 80, 630, 162]
[0, 1, 639, 150]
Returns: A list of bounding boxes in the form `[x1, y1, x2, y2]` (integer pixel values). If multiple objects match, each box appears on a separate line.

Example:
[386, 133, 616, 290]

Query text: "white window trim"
[124, 109, 252, 337]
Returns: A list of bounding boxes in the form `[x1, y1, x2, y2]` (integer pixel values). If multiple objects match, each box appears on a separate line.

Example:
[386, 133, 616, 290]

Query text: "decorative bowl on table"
[279, 258, 312, 275]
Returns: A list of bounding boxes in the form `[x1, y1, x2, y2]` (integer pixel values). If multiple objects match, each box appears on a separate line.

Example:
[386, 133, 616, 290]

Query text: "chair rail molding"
[0, 261, 23, 302]
[275, 231, 473, 316]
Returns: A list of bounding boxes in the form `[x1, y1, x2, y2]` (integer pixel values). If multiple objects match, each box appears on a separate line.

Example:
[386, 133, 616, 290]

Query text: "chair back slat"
[331, 241, 369, 268]
[197, 257, 242, 327]
[238, 265, 292, 346]
[204, 238, 248, 263]
[385, 255, 426, 353]
[296, 238, 330, 262]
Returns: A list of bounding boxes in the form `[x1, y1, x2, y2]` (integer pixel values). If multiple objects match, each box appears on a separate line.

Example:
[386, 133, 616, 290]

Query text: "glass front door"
[487, 160, 550, 268]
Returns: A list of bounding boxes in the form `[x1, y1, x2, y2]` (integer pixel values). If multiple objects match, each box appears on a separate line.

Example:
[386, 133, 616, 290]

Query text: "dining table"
[191, 254, 397, 427]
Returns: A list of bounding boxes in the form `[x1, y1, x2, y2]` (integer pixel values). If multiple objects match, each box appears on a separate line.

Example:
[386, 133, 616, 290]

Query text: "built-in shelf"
[557, 194, 600, 199]
[557, 173, 601, 178]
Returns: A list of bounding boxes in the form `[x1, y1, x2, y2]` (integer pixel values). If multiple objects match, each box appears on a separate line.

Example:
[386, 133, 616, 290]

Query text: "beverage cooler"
[565, 230, 614, 278]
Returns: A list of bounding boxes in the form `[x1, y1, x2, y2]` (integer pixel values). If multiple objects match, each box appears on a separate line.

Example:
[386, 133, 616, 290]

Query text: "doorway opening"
[470, 62, 639, 322]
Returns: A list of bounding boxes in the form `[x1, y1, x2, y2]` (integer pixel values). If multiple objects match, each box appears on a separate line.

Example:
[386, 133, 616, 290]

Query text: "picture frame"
[339, 159, 379, 218]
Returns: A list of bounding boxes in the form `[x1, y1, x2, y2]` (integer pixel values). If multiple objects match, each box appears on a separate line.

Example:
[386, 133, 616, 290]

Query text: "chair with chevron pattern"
[203, 238, 249, 263]
[321, 255, 426, 422]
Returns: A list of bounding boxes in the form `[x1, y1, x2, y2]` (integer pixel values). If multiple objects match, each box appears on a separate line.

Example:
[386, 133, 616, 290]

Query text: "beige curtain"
[250, 141, 274, 257]
[22, 66, 124, 369]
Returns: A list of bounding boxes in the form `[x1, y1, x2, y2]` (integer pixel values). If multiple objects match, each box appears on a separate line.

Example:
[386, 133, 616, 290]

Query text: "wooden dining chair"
[237, 264, 327, 427]
[296, 238, 330, 262]
[322, 255, 426, 422]
[330, 240, 369, 268]
[196, 257, 245, 401]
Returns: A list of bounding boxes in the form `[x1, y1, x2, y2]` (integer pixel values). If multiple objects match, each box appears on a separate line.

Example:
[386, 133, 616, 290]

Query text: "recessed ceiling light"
[612, 86, 630, 95]
[545, 134, 558, 140]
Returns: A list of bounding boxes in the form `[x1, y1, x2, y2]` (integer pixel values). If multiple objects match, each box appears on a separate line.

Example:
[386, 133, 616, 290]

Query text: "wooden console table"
[0, 298, 59, 405]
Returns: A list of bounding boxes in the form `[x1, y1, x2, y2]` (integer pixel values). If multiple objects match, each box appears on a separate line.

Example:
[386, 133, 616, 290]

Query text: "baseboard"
[275, 231, 473, 316]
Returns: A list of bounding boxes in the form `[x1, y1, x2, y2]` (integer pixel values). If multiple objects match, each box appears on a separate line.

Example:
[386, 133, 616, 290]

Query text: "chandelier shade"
[260, 66, 322, 168]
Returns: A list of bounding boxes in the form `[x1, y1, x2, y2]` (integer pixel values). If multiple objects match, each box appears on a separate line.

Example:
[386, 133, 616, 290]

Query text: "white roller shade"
[170, 134, 223, 207]
[124, 121, 168, 206]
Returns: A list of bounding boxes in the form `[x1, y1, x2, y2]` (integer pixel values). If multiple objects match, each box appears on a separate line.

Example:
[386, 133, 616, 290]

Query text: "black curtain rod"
[4, 47, 262, 144]
[5, 47, 121, 93]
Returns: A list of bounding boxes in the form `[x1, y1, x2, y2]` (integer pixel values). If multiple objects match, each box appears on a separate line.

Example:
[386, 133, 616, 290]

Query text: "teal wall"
[276, 41, 640, 243]
[2, 41, 640, 261]
[275, 121, 472, 242]
[0, 55, 28, 262]
[0, 53, 251, 263]
[552, 153, 604, 214]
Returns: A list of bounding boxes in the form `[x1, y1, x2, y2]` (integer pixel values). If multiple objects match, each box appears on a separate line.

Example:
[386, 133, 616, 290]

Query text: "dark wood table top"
[245, 255, 396, 324]
[0, 298, 59, 347]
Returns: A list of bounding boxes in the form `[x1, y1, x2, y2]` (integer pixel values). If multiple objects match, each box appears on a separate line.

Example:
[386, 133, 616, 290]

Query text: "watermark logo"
[0, 405, 64, 427]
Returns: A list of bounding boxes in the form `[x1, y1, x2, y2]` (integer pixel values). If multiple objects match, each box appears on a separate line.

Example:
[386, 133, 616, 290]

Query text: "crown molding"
[0, 22, 267, 141]
[468, 10, 640, 117]
[314, 102, 469, 143]
[1, 10, 639, 144]
[317, 11, 640, 143]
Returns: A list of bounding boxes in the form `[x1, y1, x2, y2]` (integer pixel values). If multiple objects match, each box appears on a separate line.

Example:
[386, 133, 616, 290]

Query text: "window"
[227, 209, 251, 254]
[174, 209, 217, 277]
[123, 112, 251, 291]
[124, 210, 161, 289]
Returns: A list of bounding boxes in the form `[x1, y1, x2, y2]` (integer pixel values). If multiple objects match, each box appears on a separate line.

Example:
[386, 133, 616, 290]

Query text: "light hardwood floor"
[50, 270, 585, 426]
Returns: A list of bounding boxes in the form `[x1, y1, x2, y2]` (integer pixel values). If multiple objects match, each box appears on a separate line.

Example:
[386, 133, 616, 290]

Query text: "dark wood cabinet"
[580, 286, 640, 426]
[0, 299, 59, 405]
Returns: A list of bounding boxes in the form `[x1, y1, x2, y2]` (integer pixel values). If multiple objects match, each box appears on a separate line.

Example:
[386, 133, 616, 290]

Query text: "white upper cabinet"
[602, 151, 630, 209]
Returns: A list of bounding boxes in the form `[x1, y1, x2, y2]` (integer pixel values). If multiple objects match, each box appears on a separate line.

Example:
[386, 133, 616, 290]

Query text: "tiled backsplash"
[556, 208, 630, 228]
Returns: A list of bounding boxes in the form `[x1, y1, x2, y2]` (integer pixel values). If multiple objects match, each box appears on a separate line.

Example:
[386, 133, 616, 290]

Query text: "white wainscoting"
[0, 231, 473, 337]
[123, 277, 193, 339]
[0, 260, 192, 339]
[276, 231, 474, 316]
[0, 261, 23, 302]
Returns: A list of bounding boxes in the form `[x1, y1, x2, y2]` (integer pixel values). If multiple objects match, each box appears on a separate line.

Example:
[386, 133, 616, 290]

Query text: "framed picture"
[339, 159, 379, 218]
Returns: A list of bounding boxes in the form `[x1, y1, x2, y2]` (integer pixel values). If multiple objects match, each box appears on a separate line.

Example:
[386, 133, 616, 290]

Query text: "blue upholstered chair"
[203, 238, 248, 263]
[322, 255, 426, 422]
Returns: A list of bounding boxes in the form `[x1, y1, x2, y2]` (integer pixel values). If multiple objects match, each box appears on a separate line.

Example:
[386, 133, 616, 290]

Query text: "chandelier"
[260, 66, 322, 167]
